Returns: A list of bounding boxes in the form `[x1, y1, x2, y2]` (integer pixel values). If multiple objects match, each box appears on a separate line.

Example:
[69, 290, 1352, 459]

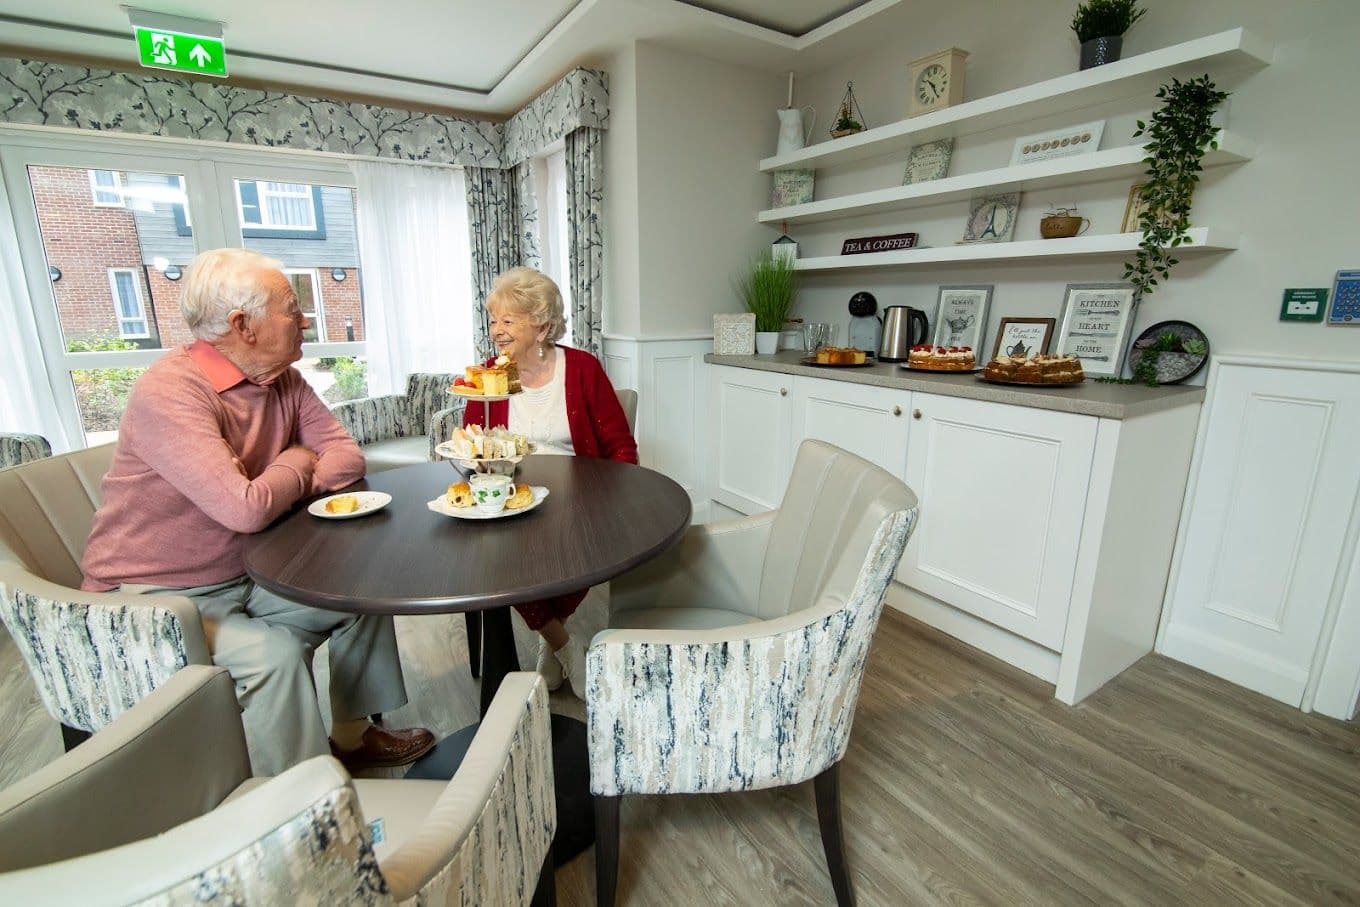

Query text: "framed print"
[1055, 283, 1137, 376]
[932, 285, 993, 351]
[902, 138, 954, 185]
[960, 193, 1020, 244]
[991, 317, 1056, 360]
[1010, 120, 1105, 166]
[1121, 183, 1148, 232]
[771, 169, 814, 208]
[713, 313, 756, 355]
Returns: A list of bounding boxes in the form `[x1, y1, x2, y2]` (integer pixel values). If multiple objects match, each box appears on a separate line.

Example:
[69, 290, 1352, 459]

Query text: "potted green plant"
[1122, 75, 1229, 301]
[830, 81, 865, 138]
[1071, 0, 1147, 70]
[735, 249, 798, 354]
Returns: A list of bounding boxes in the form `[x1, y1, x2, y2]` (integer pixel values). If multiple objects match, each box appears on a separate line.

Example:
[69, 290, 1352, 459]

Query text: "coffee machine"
[847, 291, 882, 353]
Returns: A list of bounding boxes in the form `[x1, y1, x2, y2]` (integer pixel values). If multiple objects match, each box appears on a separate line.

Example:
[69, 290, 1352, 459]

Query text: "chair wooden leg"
[531, 846, 556, 907]
[464, 611, 482, 678]
[594, 795, 621, 907]
[814, 762, 856, 907]
[60, 724, 91, 752]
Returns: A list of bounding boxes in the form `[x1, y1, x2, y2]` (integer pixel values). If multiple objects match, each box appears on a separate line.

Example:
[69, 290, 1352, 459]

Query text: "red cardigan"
[463, 345, 639, 464]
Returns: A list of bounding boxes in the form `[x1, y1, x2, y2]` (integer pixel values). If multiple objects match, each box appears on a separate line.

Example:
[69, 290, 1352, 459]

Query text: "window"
[108, 268, 149, 338]
[89, 169, 124, 206]
[236, 180, 326, 238]
[531, 148, 573, 344]
[285, 269, 324, 342]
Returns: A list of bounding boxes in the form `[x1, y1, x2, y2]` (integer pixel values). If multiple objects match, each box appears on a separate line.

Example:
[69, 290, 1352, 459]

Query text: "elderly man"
[81, 248, 433, 775]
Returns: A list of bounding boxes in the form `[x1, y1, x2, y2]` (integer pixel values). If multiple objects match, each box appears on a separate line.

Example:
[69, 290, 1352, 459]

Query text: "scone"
[324, 494, 360, 514]
[504, 484, 534, 510]
[447, 481, 474, 508]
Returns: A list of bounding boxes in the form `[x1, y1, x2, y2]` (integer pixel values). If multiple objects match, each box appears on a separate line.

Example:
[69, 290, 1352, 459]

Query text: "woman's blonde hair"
[486, 267, 566, 342]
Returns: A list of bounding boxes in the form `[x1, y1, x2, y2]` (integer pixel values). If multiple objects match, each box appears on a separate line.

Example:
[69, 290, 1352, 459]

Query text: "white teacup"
[469, 473, 513, 514]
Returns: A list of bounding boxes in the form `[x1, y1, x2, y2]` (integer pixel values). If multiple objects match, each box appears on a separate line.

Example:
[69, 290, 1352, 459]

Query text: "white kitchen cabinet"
[710, 366, 793, 514]
[791, 377, 910, 477]
[898, 392, 1097, 650]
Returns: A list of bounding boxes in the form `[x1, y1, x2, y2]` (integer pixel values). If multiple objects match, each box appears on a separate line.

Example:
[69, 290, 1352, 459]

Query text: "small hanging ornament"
[830, 81, 866, 138]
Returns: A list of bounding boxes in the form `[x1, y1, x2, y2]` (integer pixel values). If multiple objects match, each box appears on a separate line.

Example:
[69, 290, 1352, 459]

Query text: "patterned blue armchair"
[330, 372, 464, 473]
[587, 440, 920, 907]
[0, 666, 558, 907]
[0, 432, 52, 469]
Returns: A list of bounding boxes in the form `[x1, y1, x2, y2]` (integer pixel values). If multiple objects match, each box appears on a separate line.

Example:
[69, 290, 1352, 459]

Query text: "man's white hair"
[180, 248, 285, 341]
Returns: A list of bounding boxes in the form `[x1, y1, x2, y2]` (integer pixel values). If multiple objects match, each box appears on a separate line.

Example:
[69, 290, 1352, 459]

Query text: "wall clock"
[907, 47, 969, 118]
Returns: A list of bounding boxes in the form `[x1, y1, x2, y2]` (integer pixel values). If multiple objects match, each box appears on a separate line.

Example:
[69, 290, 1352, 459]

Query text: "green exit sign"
[135, 27, 227, 78]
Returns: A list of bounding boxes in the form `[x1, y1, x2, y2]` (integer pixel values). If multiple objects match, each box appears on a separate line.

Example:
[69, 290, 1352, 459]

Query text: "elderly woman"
[464, 267, 637, 697]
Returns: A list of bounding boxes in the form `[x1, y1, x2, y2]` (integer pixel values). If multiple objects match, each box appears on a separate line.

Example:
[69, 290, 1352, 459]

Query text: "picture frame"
[1121, 183, 1149, 233]
[902, 138, 954, 185]
[1009, 120, 1105, 166]
[991, 317, 1056, 360]
[713, 313, 756, 355]
[1055, 283, 1138, 376]
[960, 192, 1020, 244]
[771, 169, 814, 208]
[932, 285, 993, 351]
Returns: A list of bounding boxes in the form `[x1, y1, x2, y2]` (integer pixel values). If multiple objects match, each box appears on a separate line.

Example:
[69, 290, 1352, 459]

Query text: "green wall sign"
[135, 27, 227, 78]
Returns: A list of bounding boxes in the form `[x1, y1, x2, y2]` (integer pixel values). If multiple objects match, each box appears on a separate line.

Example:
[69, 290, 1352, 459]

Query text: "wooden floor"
[3, 599, 1358, 905]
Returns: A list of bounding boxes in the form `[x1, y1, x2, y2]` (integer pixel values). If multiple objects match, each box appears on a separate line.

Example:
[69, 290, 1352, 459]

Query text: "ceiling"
[0, 0, 914, 116]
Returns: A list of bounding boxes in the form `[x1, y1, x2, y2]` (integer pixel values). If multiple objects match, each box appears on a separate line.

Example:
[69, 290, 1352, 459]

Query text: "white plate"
[449, 388, 515, 402]
[308, 491, 392, 520]
[427, 486, 549, 520]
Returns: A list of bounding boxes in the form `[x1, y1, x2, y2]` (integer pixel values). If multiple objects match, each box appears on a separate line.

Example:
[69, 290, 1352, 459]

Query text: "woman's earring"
[538, 343, 546, 360]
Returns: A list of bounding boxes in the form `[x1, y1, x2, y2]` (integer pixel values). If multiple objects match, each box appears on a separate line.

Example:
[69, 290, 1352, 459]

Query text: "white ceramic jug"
[775, 106, 816, 155]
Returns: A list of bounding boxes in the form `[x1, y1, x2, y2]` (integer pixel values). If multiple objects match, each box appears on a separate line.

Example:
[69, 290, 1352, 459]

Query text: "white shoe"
[555, 634, 589, 701]
[536, 639, 564, 692]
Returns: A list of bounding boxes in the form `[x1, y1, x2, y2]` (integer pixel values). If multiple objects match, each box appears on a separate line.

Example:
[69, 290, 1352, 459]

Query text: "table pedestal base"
[405, 713, 595, 866]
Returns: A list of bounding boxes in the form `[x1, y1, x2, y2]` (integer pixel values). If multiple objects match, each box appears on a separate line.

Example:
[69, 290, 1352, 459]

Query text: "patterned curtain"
[565, 127, 604, 357]
[464, 166, 521, 355]
[515, 161, 542, 272]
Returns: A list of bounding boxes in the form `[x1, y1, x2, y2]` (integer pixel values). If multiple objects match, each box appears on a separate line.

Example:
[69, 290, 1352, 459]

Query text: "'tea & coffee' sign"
[840, 232, 918, 255]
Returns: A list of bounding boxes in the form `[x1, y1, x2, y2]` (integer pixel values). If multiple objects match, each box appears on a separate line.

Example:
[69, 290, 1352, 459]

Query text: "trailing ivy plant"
[1123, 75, 1229, 300]
[1070, 0, 1147, 43]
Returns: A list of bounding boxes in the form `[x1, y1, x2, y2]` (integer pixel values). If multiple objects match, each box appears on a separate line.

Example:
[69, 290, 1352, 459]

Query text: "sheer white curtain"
[0, 161, 75, 451]
[531, 149, 573, 344]
[354, 161, 473, 396]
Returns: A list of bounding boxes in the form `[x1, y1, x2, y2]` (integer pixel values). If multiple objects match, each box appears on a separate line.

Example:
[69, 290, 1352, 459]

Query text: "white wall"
[599, 43, 642, 337]
[787, 0, 1360, 368]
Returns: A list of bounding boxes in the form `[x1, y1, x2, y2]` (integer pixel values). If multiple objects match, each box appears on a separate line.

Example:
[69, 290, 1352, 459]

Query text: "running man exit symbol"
[149, 32, 175, 66]
[134, 26, 228, 77]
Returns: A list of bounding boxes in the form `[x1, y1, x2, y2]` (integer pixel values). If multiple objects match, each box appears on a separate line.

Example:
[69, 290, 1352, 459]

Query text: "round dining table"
[244, 456, 692, 863]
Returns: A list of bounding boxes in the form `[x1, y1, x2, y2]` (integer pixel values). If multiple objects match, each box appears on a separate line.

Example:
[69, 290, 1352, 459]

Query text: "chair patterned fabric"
[330, 373, 458, 458]
[0, 589, 191, 733]
[0, 433, 52, 469]
[382, 674, 555, 906]
[137, 784, 392, 906]
[587, 507, 916, 797]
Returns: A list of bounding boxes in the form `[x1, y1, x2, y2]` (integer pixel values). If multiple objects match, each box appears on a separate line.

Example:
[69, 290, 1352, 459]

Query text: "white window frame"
[107, 267, 150, 339]
[237, 180, 317, 231]
[284, 267, 326, 342]
[88, 169, 124, 207]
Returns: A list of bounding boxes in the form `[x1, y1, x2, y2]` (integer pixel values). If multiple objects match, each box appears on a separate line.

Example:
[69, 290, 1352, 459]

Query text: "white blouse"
[508, 351, 574, 456]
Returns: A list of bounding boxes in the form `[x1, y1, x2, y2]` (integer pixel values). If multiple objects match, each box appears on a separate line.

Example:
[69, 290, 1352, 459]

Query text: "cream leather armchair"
[586, 439, 919, 907]
[0, 443, 211, 750]
[0, 665, 557, 907]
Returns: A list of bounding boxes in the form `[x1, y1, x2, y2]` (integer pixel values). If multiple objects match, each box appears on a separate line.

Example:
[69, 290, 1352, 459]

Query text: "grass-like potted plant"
[1071, 0, 1147, 70]
[735, 249, 797, 354]
[1122, 75, 1229, 301]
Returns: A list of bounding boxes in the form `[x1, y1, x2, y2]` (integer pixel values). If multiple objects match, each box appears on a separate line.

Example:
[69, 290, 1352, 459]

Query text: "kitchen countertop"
[705, 352, 1206, 419]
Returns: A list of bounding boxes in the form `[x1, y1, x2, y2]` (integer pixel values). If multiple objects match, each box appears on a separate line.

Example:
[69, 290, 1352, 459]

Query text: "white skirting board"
[1157, 356, 1360, 720]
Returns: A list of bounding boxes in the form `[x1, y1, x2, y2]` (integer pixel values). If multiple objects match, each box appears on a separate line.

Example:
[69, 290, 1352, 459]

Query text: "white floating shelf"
[792, 228, 1237, 273]
[760, 132, 1253, 225]
[758, 28, 1272, 174]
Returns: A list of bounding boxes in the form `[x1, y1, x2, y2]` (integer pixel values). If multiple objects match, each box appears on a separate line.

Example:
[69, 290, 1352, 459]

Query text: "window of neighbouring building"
[285, 268, 325, 342]
[236, 180, 325, 238]
[89, 169, 124, 206]
[108, 268, 149, 338]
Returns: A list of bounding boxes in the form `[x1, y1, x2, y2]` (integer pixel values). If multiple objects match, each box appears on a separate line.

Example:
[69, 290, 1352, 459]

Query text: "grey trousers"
[123, 576, 408, 776]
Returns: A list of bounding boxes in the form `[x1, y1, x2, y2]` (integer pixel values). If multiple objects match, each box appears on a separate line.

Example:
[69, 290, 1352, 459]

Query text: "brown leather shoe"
[331, 725, 436, 771]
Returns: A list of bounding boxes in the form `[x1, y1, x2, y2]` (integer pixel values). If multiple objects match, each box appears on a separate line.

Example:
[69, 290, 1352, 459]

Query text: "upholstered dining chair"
[331, 372, 463, 473]
[0, 432, 52, 469]
[0, 443, 212, 751]
[586, 439, 919, 907]
[0, 665, 557, 907]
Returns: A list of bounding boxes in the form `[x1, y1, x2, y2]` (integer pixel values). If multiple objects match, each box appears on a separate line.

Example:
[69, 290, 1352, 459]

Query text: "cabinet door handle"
[913, 408, 923, 420]
[780, 387, 788, 396]
[892, 405, 902, 416]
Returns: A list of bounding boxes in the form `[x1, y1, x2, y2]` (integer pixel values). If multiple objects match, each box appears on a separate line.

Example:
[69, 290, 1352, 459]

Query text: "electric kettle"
[877, 306, 930, 362]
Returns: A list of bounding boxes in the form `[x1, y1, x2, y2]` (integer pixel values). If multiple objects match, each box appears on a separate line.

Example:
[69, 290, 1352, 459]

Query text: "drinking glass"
[803, 322, 836, 352]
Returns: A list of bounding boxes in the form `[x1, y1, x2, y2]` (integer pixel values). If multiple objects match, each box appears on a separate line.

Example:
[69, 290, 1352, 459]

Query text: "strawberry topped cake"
[907, 345, 976, 371]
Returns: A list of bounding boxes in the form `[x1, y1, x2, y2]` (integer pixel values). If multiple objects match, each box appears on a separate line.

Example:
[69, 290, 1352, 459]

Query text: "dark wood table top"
[244, 458, 692, 615]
